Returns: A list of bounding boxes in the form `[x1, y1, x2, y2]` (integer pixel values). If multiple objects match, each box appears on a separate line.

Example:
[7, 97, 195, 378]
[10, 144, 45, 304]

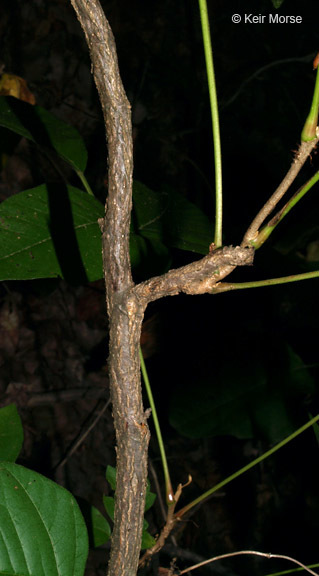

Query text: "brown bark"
[69, 2, 150, 575]
[134, 246, 254, 304]
[69, 2, 254, 576]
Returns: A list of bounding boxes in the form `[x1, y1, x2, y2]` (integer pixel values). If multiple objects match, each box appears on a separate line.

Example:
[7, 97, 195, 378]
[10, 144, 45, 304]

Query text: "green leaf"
[91, 506, 111, 547]
[169, 343, 314, 444]
[130, 232, 149, 270]
[0, 184, 104, 282]
[145, 486, 156, 512]
[0, 96, 87, 172]
[0, 179, 211, 284]
[169, 365, 261, 440]
[0, 462, 88, 576]
[0, 184, 171, 283]
[143, 518, 149, 530]
[105, 465, 117, 491]
[130, 232, 171, 278]
[141, 530, 156, 550]
[133, 181, 213, 254]
[250, 389, 295, 443]
[0, 404, 23, 462]
[285, 346, 315, 395]
[103, 495, 115, 522]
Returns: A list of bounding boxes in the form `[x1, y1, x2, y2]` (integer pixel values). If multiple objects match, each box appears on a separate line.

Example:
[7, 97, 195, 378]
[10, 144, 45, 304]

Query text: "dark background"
[1, 1, 319, 574]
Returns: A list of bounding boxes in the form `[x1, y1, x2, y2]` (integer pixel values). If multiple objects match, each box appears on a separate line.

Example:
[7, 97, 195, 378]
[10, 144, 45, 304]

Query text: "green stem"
[198, 0, 223, 247]
[264, 563, 319, 576]
[76, 169, 94, 196]
[254, 171, 319, 248]
[139, 348, 174, 505]
[301, 56, 319, 141]
[212, 270, 319, 294]
[175, 414, 319, 518]
[309, 412, 319, 447]
[264, 562, 319, 576]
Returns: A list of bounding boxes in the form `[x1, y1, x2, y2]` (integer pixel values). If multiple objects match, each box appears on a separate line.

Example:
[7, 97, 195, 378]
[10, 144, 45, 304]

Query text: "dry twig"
[176, 549, 319, 576]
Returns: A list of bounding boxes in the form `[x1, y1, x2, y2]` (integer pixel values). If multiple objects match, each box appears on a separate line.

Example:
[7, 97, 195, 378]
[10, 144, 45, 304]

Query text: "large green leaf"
[169, 344, 315, 443]
[0, 404, 23, 462]
[0, 184, 163, 282]
[169, 363, 264, 440]
[0, 184, 104, 282]
[133, 181, 213, 255]
[0, 182, 212, 283]
[0, 462, 88, 576]
[0, 96, 87, 172]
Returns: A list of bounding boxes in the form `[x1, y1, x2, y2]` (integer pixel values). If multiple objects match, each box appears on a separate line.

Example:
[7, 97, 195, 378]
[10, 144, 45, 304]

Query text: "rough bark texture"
[69, 2, 150, 576]
[69, 3, 255, 575]
[134, 246, 254, 304]
[105, 293, 150, 576]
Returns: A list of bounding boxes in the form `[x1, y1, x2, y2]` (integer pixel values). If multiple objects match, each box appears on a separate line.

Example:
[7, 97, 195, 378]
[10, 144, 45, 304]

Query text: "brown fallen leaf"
[0, 72, 36, 105]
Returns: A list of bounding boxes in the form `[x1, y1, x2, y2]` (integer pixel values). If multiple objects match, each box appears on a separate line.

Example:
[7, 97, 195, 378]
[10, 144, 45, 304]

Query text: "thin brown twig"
[222, 54, 314, 109]
[148, 461, 179, 561]
[176, 550, 319, 576]
[139, 477, 191, 568]
[27, 387, 108, 407]
[54, 398, 111, 471]
[241, 136, 319, 247]
[163, 544, 235, 575]
[149, 460, 168, 525]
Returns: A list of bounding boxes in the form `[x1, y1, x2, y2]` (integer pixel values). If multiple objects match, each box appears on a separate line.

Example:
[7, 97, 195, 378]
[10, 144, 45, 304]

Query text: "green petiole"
[254, 170, 319, 248]
[139, 348, 174, 505]
[301, 53, 319, 141]
[198, 0, 223, 247]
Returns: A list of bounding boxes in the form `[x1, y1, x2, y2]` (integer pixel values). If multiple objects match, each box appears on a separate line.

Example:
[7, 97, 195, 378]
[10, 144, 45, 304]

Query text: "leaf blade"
[0, 96, 88, 172]
[105, 465, 117, 491]
[0, 184, 104, 282]
[91, 506, 111, 547]
[103, 495, 115, 522]
[0, 462, 88, 576]
[133, 181, 213, 255]
[0, 404, 23, 462]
